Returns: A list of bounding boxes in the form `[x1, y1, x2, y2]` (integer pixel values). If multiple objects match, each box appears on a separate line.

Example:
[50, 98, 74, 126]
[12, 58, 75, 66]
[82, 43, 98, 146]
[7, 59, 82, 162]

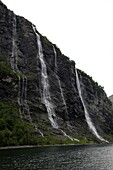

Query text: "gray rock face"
[109, 95, 113, 103]
[0, 1, 113, 144]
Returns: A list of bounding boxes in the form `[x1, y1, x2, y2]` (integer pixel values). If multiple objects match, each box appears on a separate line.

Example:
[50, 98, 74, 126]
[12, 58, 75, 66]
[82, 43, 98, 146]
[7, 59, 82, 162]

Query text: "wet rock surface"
[0, 1, 113, 145]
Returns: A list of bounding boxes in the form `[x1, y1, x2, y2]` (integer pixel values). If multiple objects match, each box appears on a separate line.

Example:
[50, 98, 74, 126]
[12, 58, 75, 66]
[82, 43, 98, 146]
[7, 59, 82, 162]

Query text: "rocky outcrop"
[0, 1, 113, 146]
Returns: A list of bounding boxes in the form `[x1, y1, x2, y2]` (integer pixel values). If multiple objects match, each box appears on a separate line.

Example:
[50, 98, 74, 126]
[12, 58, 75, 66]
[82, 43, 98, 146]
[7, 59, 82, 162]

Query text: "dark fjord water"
[0, 144, 113, 170]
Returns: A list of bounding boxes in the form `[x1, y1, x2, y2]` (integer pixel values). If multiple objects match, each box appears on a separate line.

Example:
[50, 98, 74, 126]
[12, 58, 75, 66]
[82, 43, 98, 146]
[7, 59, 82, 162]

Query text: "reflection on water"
[0, 144, 113, 170]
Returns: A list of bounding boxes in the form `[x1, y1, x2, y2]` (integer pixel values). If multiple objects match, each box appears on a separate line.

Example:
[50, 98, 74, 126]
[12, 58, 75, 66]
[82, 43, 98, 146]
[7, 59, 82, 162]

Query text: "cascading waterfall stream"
[17, 76, 23, 119]
[23, 76, 43, 135]
[34, 124, 44, 137]
[10, 14, 18, 72]
[53, 45, 68, 113]
[32, 25, 79, 141]
[32, 25, 58, 129]
[11, 14, 34, 128]
[53, 45, 79, 142]
[11, 14, 23, 119]
[60, 130, 79, 142]
[23, 75, 32, 123]
[38, 130, 44, 138]
[75, 67, 108, 143]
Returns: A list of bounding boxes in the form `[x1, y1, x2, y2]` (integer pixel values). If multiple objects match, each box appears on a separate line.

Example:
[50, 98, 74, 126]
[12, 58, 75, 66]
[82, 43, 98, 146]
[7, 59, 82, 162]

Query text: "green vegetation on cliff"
[0, 0, 113, 147]
[0, 63, 38, 146]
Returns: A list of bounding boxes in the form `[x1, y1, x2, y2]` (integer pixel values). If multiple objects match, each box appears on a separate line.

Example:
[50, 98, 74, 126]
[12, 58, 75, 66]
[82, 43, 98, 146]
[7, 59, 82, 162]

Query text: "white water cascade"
[23, 75, 32, 123]
[11, 14, 22, 119]
[32, 26, 79, 140]
[32, 25, 58, 129]
[61, 130, 79, 142]
[53, 46, 79, 142]
[53, 45, 68, 114]
[10, 14, 18, 72]
[24, 76, 44, 136]
[75, 67, 108, 143]
[17, 76, 23, 119]
[11, 14, 34, 127]
[24, 76, 43, 135]
[38, 130, 44, 138]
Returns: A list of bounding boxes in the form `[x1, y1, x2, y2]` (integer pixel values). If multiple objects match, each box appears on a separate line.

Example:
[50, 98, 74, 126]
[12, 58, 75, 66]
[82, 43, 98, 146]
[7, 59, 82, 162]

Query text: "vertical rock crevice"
[0, 1, 113, 145]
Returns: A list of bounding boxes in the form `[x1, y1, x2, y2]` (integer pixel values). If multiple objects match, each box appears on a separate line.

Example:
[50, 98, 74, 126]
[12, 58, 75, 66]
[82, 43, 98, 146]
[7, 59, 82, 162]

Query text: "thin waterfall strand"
[61, 130, 79, 142]
[24, 76, 39, 132]
[34, 122, 44, 137]
[39, 130, 44, 138]
[11, 14, 33, 125]
[17, 75, 23, 119]
[75, 67, 108, 143]
[32, 25, 58, 129]
[10, 14, 16, 71]
[24, 75, 32, 123]
[11, 14, 22, 119]
[53, 45, 68, 113]
[53, 45, 79, 142]
[11, 14, 19, 72]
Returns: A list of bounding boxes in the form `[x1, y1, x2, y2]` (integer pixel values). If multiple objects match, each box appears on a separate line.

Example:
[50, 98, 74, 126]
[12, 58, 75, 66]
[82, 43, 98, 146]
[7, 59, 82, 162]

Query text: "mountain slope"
[0, 1, 113, 146]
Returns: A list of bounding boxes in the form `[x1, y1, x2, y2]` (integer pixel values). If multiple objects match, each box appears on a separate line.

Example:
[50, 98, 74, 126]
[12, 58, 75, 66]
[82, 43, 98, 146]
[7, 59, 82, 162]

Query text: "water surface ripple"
[0, 144, 113, 170]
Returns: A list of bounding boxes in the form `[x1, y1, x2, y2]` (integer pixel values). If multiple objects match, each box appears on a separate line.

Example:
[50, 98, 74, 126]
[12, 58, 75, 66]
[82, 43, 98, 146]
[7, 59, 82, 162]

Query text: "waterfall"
[23, 75, 32, 123]
[11, 14, 22, 120]
[11, 18, 44, 136]
[10, 14, 19, 72]
[33, 123, 44, 137]
[22, 76, 40, 133]
[11, 14, 34, 127]
[10, 13, 16, 71]
[53, 45, 79, 142]
[75, 67, 108, 143]
[32, 26, 79, 140]
[53, 45, 68, 114]
[61, 130, 79, 142]
[17, 75, 23, 119]
[32, 25, 58, 129]
[38, 130, 44, 137]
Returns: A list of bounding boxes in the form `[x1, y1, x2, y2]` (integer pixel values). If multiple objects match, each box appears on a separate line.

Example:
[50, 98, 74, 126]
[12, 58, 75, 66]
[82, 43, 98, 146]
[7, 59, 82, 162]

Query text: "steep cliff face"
[0, 1, 113, 146]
